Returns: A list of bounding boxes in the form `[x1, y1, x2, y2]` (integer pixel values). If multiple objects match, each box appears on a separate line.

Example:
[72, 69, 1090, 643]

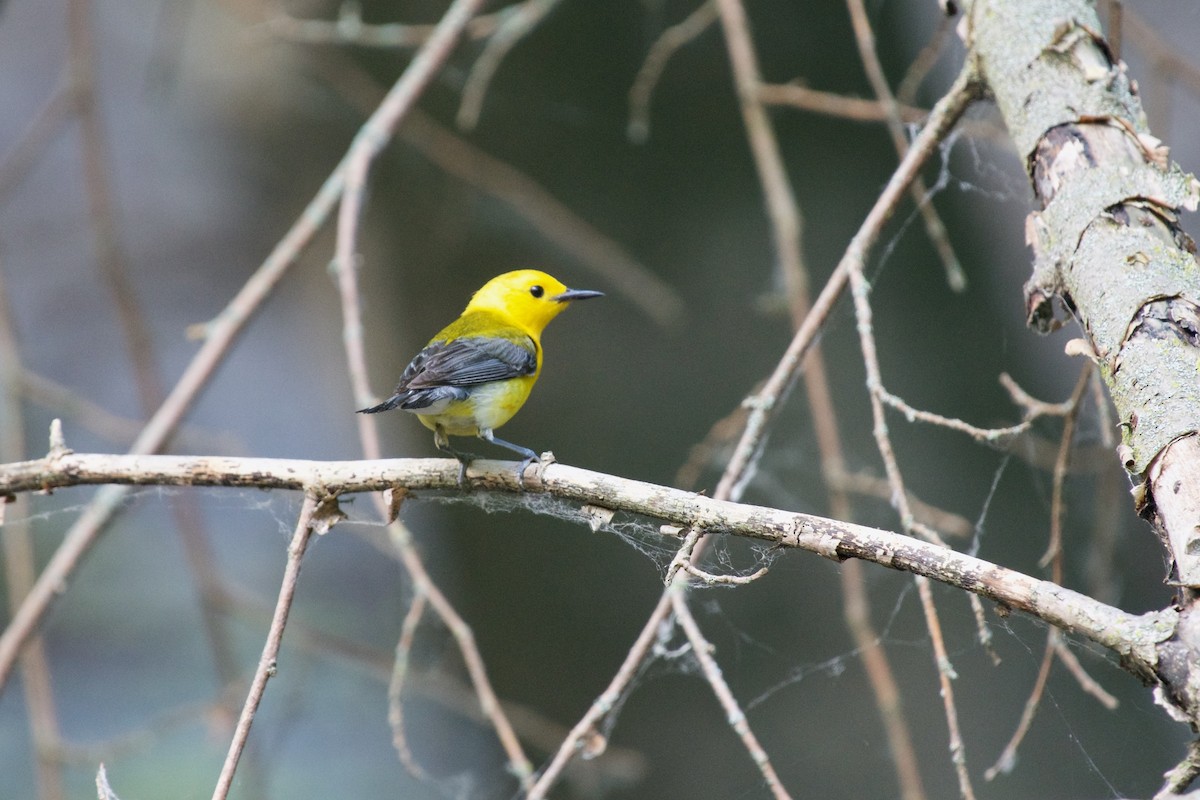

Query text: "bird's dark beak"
[552, 288, 604, 303]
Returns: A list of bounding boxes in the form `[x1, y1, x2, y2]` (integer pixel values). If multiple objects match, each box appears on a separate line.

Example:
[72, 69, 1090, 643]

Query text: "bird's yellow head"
[464, 270, 603, 336]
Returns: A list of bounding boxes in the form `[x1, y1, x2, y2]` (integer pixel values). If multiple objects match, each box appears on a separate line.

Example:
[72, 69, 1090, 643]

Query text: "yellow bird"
[359, 270, 603, 481]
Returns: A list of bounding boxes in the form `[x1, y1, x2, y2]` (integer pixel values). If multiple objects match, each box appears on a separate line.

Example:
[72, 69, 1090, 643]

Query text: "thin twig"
[845, 0, 966, 291]
[848, 216, 981, 800]
[0, 71, 75, 204]
[211, 491, 320, 800]
[715, 0, 810, 314]
[841, 560, 927, 800]
[986, 365, 1094, 779]
[984, 629, 1057, 781]
[757, 82, 1004, 142]
[664, 527, 705, 586]
[896, 10, 957, 105]
[917, 577, 976, 800]
[0, 265, 65, 800]
[457, 0, 563, 130]
[671, 591, 792, 799]
[758, 82, 933, 124]
[256, 4, 511, 48]
[388, 590, 430, 780]
[1085, 369, 1121, 604]
[850, 228, 984, 781]
[95, 764, 119, 800]
[681, 562, 768, 585]
[879, 388, 1032, 443]
[1039, 365, 1093, 568]
[334, 0, 493, 396]
[826, 467, 973, 538]
[998, 373, 1077, 420]
[388, 522, 535, 786]
[628, 1, 719, 143]
[841, 53, 984, 795]
[1053, 638, 1119, 710]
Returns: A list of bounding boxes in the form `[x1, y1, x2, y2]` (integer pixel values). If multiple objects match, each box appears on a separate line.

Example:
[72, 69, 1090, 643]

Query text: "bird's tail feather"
[358, 396, 403, 414]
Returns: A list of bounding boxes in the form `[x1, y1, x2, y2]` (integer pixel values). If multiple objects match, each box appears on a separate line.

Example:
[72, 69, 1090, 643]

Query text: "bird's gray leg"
[434, 425, 476, 487]
[478, 429, 539, 488]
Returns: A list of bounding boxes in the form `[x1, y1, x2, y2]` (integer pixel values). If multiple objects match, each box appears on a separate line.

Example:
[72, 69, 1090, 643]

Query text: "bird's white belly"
[411, 380, 531, 436]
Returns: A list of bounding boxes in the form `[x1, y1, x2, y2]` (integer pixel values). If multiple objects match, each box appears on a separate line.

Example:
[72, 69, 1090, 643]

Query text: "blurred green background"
[0, 0, 1196, 798]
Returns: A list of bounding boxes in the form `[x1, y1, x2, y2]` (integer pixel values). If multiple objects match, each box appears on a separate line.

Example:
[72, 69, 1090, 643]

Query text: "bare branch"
[0, 450, 1175, 668]
[212, 491, 322, 800]
[715, 61, 980, 501]
[672, 593, 791, 798]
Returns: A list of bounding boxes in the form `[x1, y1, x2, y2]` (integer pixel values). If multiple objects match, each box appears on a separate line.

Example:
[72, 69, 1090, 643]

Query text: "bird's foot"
[455, 456, 472, 489]
[436, 440, 479, 489]
[516, 450, 555, 490]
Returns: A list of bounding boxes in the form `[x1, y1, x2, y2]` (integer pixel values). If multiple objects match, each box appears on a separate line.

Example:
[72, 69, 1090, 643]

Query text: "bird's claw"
[454, 456, 472, 489]
[515, 450, 554, 490]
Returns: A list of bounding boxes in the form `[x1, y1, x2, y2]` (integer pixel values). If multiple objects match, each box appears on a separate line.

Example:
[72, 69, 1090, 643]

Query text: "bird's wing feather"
[399, 336, 537, 391]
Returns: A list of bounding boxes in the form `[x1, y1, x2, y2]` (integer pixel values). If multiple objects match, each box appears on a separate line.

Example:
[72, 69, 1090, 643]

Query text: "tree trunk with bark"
[970, 0, 1200, 755]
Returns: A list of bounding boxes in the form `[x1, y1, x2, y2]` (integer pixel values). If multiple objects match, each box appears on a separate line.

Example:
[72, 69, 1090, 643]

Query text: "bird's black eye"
[529, 285, 544, 298]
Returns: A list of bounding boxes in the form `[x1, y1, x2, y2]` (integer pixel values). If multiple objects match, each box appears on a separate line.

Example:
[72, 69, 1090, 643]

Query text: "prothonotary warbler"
[359, 270, 603, 482]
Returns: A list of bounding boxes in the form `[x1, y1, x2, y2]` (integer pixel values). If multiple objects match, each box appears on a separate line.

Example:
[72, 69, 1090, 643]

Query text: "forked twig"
[847, 219, 979, 800]
[529, 60, 981, 799]
[628, 1, 719, 142]
[845, 0, 966, 291]
[987, 365, 1112, 779]
[457, 0, 563, 130]
[985, 629, 1056, 781]
[387, 523, 535, 787]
